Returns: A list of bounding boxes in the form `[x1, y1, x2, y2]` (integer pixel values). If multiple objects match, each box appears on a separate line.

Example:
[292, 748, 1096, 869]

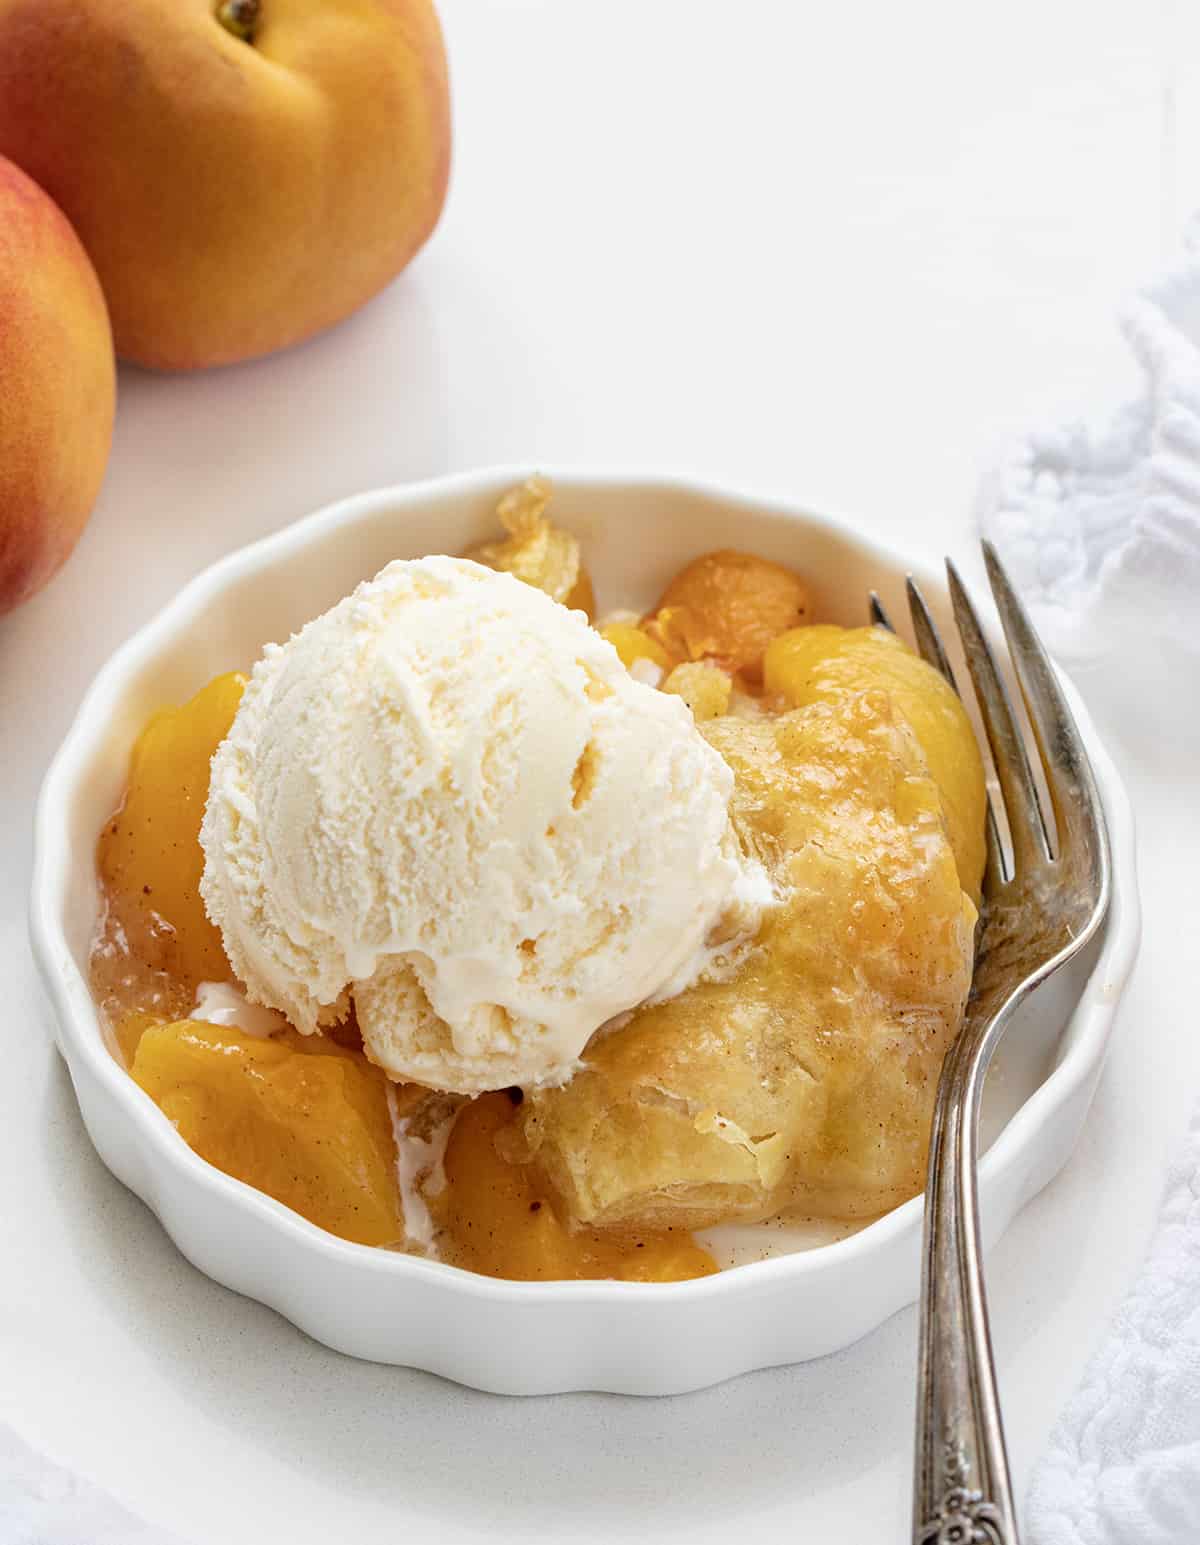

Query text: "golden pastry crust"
[464, 476, 595, 617]
[513, 691, 977, 1229]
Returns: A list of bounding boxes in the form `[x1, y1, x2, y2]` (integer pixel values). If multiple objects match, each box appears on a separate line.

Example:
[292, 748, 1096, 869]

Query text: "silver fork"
[872, 544, 1111, 1545]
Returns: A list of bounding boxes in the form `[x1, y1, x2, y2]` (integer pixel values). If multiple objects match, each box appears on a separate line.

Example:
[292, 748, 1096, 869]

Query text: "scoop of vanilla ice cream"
[199, 556, 760, 1093]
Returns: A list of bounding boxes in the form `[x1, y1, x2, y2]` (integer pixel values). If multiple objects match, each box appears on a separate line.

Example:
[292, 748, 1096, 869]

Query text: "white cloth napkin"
[978, 231, 1200, 1542]
[977, 223, 1200, 749]
[0, 1422, 182, 1544]
[1023, 1106, 1200, 1544]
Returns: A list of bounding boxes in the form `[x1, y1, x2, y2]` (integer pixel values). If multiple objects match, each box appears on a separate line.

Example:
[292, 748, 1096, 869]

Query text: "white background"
[3, 1, 1198, 1539]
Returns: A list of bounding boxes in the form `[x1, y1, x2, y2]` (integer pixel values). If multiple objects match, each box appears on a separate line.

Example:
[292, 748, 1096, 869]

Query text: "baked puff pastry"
[511, 688, 979, 1229]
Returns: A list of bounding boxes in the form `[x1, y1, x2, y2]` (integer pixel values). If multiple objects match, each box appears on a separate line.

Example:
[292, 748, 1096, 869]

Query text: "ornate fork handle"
[913, 1009, 1018, 1545]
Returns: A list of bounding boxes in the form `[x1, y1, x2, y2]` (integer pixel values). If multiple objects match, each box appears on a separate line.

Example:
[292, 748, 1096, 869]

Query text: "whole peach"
[0, 158, 115, 615]
[0, 0, 451, 370]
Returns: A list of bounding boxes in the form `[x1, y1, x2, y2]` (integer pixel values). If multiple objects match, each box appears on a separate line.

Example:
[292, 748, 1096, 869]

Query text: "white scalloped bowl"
[30, 468, 1139, 1396]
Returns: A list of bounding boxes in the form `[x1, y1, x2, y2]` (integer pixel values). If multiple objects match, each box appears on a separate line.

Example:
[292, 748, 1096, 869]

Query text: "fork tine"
[981, 542, 1108, 865]
[946, 558, 1052, 875]
[905, 575, 958, 686]
[869, 590, 895, 631]
[907, 574, 1007, 890]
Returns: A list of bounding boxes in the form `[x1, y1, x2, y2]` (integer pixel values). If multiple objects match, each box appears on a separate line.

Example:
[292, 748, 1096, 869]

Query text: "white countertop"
[3, 2, 1196, 1539]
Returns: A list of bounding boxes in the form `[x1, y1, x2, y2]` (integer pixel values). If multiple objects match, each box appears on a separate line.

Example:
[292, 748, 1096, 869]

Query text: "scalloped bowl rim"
[29, 466, 1140, 1320]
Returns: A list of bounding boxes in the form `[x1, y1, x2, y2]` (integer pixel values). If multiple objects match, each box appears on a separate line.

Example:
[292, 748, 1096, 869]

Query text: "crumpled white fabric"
[1023, 1105, 1200, 1544]
[0, 1421, 183, 1544]
[977, 222, 1200, 747]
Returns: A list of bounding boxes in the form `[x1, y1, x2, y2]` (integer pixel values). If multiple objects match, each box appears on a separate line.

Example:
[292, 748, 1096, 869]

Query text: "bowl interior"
[48, 469, 1111, 1267]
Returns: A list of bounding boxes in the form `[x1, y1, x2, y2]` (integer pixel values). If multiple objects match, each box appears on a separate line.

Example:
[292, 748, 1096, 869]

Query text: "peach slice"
[132, 1021, 404, 1248]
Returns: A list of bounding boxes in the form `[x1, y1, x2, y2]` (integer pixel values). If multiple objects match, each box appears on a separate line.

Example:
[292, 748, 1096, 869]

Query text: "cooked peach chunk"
[112, 1011, 159, 1068]
[599, 621, 671, 673]
[763, 624, 987, 902]
[436, 1093, 718, 1281]
[645, 549, 809, 679]
[97, 672, 245, 988]
[132, 1021, 404, 1247]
